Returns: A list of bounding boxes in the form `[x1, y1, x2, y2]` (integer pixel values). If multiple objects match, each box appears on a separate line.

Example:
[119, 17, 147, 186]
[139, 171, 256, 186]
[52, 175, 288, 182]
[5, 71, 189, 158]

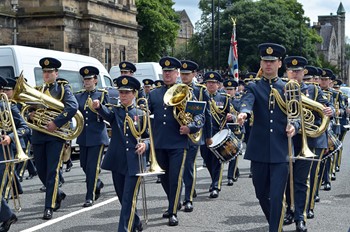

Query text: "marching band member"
[147, 56, 204, 226]
[200, 71, 232, 198]
[282, 57, 333, 232]
[31, 57, 78, 220]
[223, 79, 243, 185]
[142, 79, 154, 99]
[74, 66, 109, 207]
[0, 76, 30, 232]
[93, 75, 147, 232]
[237, 43, 298, 232]
[179, 60, 212, 212]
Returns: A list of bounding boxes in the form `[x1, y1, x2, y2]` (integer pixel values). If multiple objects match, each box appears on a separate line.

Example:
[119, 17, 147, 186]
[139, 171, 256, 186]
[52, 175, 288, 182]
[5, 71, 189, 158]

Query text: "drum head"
[209, 129, 230, 148]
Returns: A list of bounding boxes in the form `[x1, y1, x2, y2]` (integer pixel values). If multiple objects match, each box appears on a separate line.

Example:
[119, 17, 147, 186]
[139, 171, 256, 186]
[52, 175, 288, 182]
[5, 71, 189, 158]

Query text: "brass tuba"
[13, 75, 84, 140]
[163, 84, 202, 143]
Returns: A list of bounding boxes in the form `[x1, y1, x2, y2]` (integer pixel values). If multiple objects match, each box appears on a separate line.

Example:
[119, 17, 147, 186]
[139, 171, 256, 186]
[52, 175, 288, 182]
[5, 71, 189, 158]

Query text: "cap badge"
[165, 60, 170, 66]
[183, 63, 188, 69]
[292, 59, 298, 66]
[84, 68, 89, 74]
[228, 81, 232, 86]
[266, 47, 273, 55]
[304, 69, 308, 75]
[122, 78, 128, 85]
[145, 80, 149, 84]
[249, 74, 253, 78]
[157, 82, 161, 86]
[44, 59, 50, 66]
[322, 70, 326, 76]
[209, 73, 214, 78]
[122, 63, 127, 68]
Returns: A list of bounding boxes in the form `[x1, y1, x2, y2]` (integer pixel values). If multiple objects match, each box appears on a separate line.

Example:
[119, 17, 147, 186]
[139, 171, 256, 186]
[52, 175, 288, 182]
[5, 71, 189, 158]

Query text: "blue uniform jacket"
[293, 83, 334, 149]
[148, 85, 204, 149]
[209, 91, 232, 134]
[98, 104, 149, 176]
[31, 81, 78, 144]
[75, 88, 109, 146]
[240, 77, 300, 163]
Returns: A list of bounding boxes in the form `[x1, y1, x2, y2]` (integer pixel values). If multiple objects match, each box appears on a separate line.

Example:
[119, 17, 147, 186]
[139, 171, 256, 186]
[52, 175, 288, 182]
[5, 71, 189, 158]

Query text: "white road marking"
[21, 196, 118, 232]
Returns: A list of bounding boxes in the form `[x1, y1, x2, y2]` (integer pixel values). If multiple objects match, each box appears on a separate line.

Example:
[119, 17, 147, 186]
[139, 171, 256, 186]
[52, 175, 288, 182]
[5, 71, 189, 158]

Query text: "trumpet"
[0, 93, 29, 212]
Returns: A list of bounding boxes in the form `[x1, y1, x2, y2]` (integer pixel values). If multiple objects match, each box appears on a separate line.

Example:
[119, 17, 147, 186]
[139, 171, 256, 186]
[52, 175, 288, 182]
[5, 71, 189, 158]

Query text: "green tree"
[136, 0, 180, 62]
[191, 0, 322, 73]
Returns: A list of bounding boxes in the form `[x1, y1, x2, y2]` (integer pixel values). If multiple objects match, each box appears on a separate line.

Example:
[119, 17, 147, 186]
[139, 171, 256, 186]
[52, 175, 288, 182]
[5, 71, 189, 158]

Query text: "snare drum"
[209, 129, 242, 163]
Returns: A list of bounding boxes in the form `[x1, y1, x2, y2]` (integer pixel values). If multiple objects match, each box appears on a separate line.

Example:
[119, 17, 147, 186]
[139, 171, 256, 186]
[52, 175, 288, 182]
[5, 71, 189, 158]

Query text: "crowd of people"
[0, 42, 349, 232]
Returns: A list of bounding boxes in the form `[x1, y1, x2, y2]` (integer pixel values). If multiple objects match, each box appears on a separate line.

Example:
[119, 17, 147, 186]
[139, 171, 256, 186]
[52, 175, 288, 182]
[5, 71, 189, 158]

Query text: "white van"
[0, 45, 113, 92]
[109, 62, 163, 83]
[0, 45, 113, 154]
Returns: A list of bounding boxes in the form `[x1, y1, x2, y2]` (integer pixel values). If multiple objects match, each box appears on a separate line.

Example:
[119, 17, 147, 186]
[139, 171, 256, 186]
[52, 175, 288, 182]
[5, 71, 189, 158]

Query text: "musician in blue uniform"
[282, 57, 334, 232]
[148, 56, 204, 226]
[31, 57, 78, 220]
[237, 43, 298, 232]
[200, 71, 232, 198]
[93, 75, 147, 232]
[0, 76, 30, 231]
[142, 79, 154, 99]
[179, 60, 212, 212]
[223, 79, 242, 186]
[75, 66, 109, 207]
[154, 80, 164, 88]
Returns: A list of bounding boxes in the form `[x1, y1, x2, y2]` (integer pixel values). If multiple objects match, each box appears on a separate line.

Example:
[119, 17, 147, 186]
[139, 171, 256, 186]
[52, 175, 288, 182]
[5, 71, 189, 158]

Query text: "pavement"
[7, 133, 350, 232]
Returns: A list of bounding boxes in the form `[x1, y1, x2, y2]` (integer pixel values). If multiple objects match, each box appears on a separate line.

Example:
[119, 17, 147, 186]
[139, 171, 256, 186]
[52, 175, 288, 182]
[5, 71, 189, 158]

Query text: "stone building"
[0, 0, 140, 71]
[174, 10, 194, 54]
[314, 2, 348, 83]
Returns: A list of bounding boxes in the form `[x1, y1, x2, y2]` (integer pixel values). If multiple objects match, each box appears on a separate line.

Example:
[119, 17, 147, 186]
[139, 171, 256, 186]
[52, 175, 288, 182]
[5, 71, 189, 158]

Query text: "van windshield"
[34, 68, 104, 92]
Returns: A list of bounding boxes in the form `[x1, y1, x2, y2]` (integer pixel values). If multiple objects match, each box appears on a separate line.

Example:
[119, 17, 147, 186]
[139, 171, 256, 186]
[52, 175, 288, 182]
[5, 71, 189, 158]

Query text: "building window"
[105, 44, 112, 71]
[119, 45, 126, 62]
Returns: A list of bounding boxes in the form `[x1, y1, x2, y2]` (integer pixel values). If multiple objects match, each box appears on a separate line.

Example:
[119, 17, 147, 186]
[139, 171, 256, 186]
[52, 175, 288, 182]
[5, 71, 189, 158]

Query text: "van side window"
[34, 68, 84, 92]
[103, 75, 113, 87]
[0, 66, 15, 79]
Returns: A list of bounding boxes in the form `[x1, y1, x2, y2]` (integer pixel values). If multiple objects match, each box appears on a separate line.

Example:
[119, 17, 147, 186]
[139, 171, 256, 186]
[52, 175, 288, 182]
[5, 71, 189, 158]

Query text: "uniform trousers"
[0, 163, 14, 222]
[79, 145, 104, 201]
[200, 145, 222, 191]
[307, 148, 324, 211]
[183, 145, 198, 203]
[227, 156, 238, 180]
[112, 172, 141, 232]
[156, 148, 186, 215]
[33, 140, 65, 209]
[251, 161, 288, 232]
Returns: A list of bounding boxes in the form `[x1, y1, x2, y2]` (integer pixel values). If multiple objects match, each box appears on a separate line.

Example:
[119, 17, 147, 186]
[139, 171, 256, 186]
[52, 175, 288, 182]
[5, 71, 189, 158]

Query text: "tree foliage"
[136, 0, 180, 62]
[190, 0, 322, 73]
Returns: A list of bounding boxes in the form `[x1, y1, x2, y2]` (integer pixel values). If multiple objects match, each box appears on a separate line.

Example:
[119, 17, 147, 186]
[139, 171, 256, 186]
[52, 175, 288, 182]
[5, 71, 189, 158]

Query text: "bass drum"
[209, 129, 242, 163]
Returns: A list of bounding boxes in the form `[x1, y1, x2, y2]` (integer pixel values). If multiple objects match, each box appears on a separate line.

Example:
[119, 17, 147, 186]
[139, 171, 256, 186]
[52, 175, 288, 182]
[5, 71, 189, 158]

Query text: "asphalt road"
[8, 133, 350, 232]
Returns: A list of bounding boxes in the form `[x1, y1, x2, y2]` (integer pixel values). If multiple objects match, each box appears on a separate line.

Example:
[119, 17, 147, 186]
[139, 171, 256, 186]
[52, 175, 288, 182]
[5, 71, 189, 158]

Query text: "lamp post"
[212, 0, 215, 70]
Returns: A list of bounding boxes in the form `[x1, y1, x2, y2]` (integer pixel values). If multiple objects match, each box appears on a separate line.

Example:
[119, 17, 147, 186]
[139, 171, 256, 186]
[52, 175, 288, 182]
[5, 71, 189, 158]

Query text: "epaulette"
[195, 83, 207, 89]
[75, 89, 86, 94]
[155, 85, 162, 88]
[105, 103, 120, 109]
[57, 80, 69, 85]
[97, 88, 108, 93]
[220, 92, 231, 98]
[280, 78, 289, 82]
[10, 99, 17, 104]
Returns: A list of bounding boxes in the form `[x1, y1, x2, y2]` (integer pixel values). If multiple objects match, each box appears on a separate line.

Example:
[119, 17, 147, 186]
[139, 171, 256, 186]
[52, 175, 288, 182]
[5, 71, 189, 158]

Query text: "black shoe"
[95, 182, 104, 201]
[177, 202, 182, 210]
[134, 222, 143, 232]
[283, 211, 294, 225]
[66, 162, 73, 172]
[156, 177, 161, 183]
[192, 189, 197, 198]
[83, 199, 93, 207]
[227, 179, 234, 186]
[53, 192, 66, 211]
[43, 208, 53, 220]
[295, 220, 307, 232]
[0, 214, 17, 232]
[248, 173, 253, 178]
[168, 215, 178, 226]
[162, 210, 170, 218]
[331, 173, 336, 181]
[314, 195, 320, 202]
[335, 166, 340, 172]
[324, 183, 331, 191]
[321, 181, 325, 186]
[184, 202, 193, 212]
[307, 209, 314, 219]
[26, 173, 37, 180]
[19, 176, 23, 182]
[209, 189, 219, 198]
[40, 185, 46, 192]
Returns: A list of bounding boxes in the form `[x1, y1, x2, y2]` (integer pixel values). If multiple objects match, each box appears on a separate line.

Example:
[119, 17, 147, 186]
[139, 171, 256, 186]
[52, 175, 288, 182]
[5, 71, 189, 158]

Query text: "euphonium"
[13, 75, 84, 140]
[164, 84, 202, 143]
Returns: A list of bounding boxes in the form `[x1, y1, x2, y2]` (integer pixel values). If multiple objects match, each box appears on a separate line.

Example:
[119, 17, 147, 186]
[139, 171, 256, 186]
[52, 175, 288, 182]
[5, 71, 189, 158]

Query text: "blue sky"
[173, 0, 349, 39]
